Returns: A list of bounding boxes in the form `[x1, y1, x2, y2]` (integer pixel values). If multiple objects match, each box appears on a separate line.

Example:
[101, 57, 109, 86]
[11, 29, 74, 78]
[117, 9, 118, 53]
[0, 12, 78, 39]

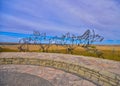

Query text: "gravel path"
[0, 52, 120, 75]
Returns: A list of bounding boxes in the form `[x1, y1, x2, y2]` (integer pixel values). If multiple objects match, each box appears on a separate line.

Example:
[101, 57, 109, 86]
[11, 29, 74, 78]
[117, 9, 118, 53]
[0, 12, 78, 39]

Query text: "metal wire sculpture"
[18, 29, 104, 58]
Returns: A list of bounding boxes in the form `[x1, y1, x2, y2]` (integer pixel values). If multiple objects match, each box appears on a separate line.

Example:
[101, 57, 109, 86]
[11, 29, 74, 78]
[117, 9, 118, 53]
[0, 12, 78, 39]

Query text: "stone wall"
[0, 58, 120, 86]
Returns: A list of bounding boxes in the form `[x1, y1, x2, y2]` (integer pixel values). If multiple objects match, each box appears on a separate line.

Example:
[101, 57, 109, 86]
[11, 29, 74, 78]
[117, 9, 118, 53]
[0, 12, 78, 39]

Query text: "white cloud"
[0, 0, 120, 40]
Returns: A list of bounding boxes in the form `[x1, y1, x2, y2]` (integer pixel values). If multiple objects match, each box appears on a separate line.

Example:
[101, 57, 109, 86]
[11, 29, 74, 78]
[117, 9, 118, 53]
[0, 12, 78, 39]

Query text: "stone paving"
[0, 70, 54, 86]
[0, 52, 120, 74]
[0, 65, 95, 86]
[0, 52, 120, 86]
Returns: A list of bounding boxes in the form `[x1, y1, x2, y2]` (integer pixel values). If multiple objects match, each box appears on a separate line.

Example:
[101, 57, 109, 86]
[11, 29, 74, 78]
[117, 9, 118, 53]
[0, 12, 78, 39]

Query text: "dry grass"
[0, 44, 120, 61]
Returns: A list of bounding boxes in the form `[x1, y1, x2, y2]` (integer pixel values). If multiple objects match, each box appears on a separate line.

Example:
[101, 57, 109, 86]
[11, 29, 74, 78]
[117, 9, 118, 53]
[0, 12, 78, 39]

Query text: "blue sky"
[0, 0, 120, 44]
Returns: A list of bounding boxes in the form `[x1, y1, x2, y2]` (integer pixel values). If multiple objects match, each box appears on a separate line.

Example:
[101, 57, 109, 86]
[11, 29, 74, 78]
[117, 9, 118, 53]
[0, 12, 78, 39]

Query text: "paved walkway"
[0, 52, 120, 86]
[0, 52, 120, 75]
[0, 65, 95, 86]
[0, 69, 54, 86]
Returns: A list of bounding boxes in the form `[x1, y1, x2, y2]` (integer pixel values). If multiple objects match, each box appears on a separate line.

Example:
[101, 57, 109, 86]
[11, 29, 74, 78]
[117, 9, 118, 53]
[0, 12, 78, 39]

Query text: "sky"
[0, 0, 120, 44]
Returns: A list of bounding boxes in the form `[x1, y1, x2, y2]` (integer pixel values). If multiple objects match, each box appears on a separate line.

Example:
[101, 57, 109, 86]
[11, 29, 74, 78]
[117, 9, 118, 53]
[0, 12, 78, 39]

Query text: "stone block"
[68, 64, 75, 72]
[99, 76, 110, 84]
[77, 69, 85, 76]
[22, 58, 31, 65]
[100, 71, 116, 79]
[39, 59, 46, 66]
[91, 75, 99, 83]
[60, 62, 69, 71]
[52, 61, 59, 68]
[103, 82, 112, 86]
[28, 59, 39, 65]
[12, 58, 21, 64]
[84, 72, 91, 79]
[73, 65, 80, 72]
[18, 58, 25, 64]
[116, 75, 120, 81]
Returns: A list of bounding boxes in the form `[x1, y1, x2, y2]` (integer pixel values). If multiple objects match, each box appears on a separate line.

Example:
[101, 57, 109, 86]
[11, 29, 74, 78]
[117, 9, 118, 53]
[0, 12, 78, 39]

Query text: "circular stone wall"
[0, 70, 54, 86]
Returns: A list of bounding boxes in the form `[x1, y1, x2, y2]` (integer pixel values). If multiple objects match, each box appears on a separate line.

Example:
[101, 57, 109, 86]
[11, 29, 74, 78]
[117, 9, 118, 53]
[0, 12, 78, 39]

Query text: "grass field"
[0, 44, 120, 61]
